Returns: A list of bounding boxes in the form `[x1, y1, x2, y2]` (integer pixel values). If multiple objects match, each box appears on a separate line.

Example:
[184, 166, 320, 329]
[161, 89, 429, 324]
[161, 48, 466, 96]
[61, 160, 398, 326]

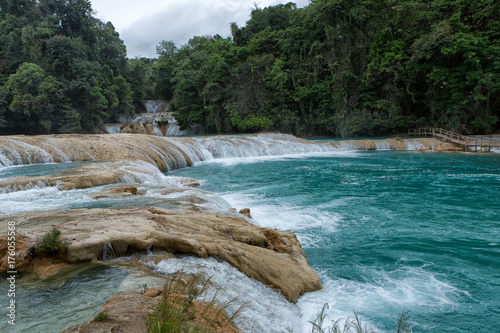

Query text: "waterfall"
[402, 139, 428, 150]
[99, 242, 117, 261]
[0, 134, 457, 169]
[105, 124, 122, 134]
[1, 139, 54, 165]
[107, 100, 205, 136]
[143, 100, 170, 113]
[374, 140, 392, 150]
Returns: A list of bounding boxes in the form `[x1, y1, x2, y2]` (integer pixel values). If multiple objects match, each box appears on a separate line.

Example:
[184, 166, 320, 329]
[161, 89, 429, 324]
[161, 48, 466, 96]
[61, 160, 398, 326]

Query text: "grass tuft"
[36, 227, 67, 253]
[145, 271, 244, 333]
[397, 310, 412, 333]
[308, 303, 412, 333]
[94, 311, 109, 322]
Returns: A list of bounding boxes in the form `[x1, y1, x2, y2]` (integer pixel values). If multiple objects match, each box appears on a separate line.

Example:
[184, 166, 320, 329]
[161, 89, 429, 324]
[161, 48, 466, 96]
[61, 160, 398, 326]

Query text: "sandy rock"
[430, 141, 464, 152]
[0, 134, 195, 172]
[160, 188, 189, 195]
[144, 123, 154, 135]
[0, 234, 76, 279]
[158, 123, 170, 136]
[0, 207, 321, 303]
[0, 161, 131, 192]
[179, 177, 200, 187]
[0, 235, 34, 272]
[61, 290, 161, 333]
[91, 186, 139, 199]
[121, 123, 147, 134]
[239, 208, 252, 219]
[62, 287, 241, 333]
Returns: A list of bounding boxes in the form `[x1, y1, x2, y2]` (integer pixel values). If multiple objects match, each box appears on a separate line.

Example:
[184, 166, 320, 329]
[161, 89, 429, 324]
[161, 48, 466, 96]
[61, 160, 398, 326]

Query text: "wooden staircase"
[408, 128, 500, 151]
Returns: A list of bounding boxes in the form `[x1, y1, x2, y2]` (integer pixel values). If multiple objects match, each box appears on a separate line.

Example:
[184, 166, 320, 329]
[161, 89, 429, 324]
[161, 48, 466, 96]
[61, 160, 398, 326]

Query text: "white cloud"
[90, 0, 310, 58]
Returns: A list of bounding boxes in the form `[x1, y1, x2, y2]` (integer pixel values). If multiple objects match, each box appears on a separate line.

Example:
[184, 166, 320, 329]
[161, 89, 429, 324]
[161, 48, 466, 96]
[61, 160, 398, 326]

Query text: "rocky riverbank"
[0, 133, 470, 332]
[0, 206, 321, 303]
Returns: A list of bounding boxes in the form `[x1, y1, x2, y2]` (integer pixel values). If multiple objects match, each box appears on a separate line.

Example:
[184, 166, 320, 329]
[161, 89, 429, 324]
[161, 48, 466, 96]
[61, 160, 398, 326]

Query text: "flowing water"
[0, 134, 499, 332]
[169, 149, 500, 332]
[0, 263, 167, 332]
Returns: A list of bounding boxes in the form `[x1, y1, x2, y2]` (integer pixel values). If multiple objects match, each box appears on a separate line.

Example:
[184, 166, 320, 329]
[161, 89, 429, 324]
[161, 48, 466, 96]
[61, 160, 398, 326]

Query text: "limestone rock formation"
[0, 134, 464, 174]
[239, 208, 252, 219]
[0, 207, 322, 303]
[62, 290, 161, 333]
[91, 186, 139, 199]
[0, 134, 196, 172]
[62, 287, 242, 333]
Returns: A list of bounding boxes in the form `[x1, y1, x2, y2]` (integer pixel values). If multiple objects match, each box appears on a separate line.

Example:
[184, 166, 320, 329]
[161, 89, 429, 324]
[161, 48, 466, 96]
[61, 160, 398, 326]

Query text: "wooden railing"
[408, 128, 500, 151]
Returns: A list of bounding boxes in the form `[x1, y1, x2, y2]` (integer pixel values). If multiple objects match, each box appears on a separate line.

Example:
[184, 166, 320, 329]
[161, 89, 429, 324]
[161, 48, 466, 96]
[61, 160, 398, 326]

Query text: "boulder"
[179, 177, 200, 187]
[239, 208, 252, 219]
[0, 207, 322, 303]
[121, 123, 147, 134]
[62, 287, 241, 333]
[91, 186, 139, 200]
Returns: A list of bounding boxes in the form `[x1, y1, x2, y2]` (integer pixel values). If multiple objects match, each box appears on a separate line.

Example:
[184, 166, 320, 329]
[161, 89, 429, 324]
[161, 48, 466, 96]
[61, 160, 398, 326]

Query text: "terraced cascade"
[171, 148, 500, 332]
[0, 133, 490, 332]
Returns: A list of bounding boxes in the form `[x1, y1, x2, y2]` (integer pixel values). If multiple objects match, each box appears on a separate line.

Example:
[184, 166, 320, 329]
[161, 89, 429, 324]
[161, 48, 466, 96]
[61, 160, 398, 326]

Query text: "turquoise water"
[0, 265, 126, 332]
[0, 161, 89, 179]
[0, 262, 168, 333]
[171, 151, 500, 332]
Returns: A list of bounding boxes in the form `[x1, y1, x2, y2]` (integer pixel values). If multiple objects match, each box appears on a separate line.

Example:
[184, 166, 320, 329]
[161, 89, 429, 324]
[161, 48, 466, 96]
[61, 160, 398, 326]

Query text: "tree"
[0, 87, 7, 129]
[4, 62, 71, 134]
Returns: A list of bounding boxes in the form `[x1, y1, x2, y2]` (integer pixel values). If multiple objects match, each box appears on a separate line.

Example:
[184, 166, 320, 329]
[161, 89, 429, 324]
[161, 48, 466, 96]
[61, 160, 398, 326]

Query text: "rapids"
[0, 133, 458, 170]
[1, 133, 497, 332]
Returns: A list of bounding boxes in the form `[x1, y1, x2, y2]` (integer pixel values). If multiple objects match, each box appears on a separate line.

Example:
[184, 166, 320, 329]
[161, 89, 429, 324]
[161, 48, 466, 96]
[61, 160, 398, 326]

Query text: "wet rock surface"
[0, 206, 321, 303]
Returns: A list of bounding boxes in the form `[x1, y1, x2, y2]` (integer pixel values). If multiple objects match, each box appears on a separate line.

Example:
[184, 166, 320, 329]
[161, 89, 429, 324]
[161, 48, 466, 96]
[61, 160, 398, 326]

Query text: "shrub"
[36, 227, 67, 253]
[94, 312, 109, 322]
[145, 272, 244, 333]
[304, 304, 412, 333]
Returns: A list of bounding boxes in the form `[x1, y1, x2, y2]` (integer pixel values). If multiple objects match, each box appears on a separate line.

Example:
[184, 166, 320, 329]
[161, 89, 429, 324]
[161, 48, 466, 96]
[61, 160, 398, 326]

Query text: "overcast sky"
[90, 0, 310, 58]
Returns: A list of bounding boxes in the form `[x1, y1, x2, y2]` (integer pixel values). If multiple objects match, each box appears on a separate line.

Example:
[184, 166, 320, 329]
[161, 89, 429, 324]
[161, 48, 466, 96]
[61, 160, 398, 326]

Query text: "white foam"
[158, 188, 233, 212]
[143, 100, 170, 113]
[117, 161, 189, 187]
[374, 140, 392, 150]
[220, 192, 340, 229]
[105, 124, 122, 134]
[7, 139, 54, 164]
[218, 192, 340, 249]
[403, 140, 428, 150]
[149, 256, 301, 333]
[298, 264, 468, 332]
[0, 186, 92, 214]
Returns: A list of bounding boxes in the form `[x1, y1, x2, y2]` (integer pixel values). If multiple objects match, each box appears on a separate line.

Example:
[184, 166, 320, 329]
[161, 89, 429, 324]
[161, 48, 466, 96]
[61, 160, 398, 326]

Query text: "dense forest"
[0, 0, 499, 137]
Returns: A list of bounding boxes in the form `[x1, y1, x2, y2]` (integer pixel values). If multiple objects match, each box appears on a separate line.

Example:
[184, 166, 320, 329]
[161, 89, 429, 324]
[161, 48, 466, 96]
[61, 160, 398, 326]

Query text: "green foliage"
[0, 0, 133, 135]
[145, 272, 244, 333]
[4, 62, 71, 134]
[94, 311, 109, 322]
[36, 227, 67, 253]
[164, 0, 500, 137]
[1, 0, 498, 136]
[229, 108, 273, 131]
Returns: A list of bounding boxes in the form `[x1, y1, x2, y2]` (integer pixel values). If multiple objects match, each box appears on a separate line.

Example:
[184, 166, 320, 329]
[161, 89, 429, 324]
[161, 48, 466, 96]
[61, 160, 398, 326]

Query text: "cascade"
[402, 139, 428, 150]
[99, 242, 117, 261]
[105, 124, 122, 134]
[144, 100, 170, 113]
[0, 134, 464, 170]
[374, 140, 391, 150]
[106, 100, 205, 136]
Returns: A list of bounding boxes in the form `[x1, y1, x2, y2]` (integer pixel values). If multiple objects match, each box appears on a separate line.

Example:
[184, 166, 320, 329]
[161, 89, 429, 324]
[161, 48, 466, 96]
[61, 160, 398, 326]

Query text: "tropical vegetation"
[1, 0, 498, 136]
